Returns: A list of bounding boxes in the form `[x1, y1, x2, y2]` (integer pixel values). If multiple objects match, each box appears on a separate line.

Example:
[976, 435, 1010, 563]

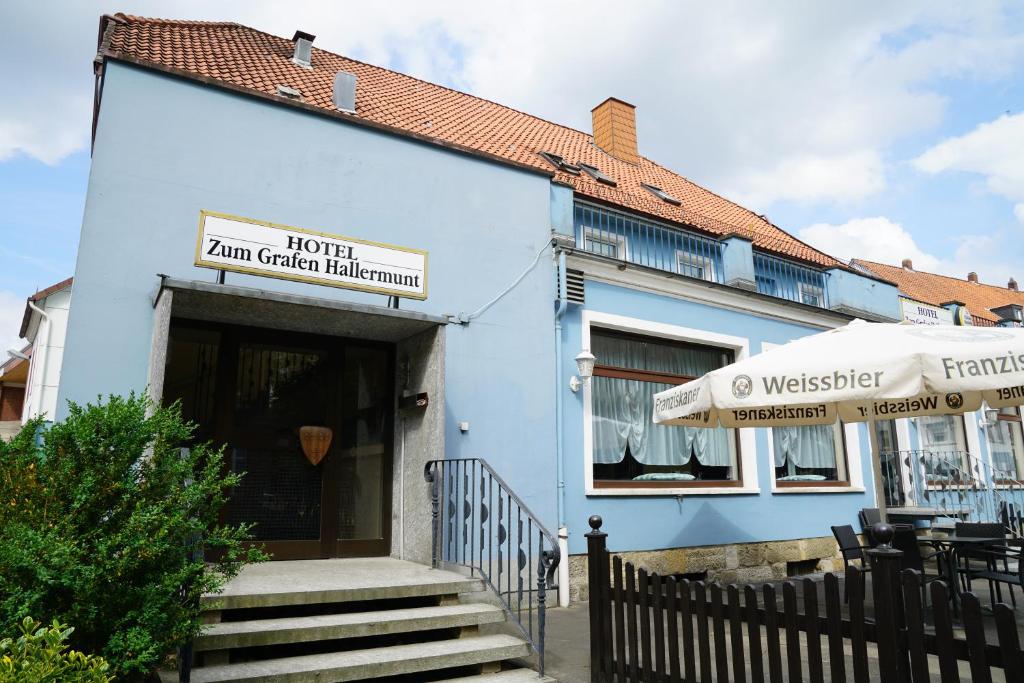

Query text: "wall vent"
[276, 85, 302, 101]
[562, 268, 585, 304]
[333, 71, 358, 112]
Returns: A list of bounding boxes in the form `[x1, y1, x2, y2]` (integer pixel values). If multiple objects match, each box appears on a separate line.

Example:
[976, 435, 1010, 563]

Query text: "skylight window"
[538, 152, 581, 175]
[276, 85, 302, 101]
[642, 183, 681, 206]
[578, 162, 617, 186]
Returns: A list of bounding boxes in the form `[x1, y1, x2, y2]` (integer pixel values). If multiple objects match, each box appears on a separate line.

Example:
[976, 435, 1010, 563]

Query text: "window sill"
[772, 485, 865, 495]
[586, 485, 760, 497]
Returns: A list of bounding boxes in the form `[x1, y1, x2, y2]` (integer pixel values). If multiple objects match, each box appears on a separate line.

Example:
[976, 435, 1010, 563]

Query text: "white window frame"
[984, 404, 1024, 483]
[760, 342, 864, 494]
[583, 227, 628, 261]
[582, 310, 758, 496]
[676, 250, 715, 282]
[798, 281, 824, 307]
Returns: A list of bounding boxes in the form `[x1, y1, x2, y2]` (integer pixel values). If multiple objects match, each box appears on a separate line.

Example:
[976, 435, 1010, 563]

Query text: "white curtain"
[590, 328, 735, 468]
[773, 425, 837, 469]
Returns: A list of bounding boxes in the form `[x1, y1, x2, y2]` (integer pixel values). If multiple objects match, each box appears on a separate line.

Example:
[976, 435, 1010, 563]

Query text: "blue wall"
[560, 280, 877, 554]
[60, 61, 559, 519]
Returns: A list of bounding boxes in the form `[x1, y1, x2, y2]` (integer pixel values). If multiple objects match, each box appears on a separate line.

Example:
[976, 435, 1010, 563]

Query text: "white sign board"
[900, 297, 953, 326]
[195, 211, 428, 299]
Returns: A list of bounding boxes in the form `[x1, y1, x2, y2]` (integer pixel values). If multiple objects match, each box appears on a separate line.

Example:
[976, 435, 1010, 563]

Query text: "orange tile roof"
[853, 259, 1024, 325]
[96, 14, 844, 269]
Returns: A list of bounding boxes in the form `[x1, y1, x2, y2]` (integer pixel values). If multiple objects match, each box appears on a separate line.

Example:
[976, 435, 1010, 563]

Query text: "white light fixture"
[570, 350, 596, 393]
[980, 408, 1000, 428]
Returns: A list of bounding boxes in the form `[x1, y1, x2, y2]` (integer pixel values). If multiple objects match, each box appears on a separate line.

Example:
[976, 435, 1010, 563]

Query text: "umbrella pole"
[867, 417, 888, 521]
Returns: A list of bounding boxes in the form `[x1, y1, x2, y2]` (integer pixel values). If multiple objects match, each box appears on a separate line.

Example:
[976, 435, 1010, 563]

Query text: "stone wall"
[567, 535, 844, 603]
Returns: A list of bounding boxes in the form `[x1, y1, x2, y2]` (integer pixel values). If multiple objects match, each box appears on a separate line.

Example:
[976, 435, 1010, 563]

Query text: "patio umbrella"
[652, 320, 1024, 509]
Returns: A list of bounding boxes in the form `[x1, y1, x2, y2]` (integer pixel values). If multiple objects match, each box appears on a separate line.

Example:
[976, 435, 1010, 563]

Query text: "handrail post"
[424, 462, 440, 568]
[867, 523, 908, 683]
[586, 515, 608, 683]
[537, 549, 555, 677]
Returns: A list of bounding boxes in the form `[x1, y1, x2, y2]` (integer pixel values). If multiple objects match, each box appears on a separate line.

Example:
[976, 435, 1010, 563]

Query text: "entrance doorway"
[162, 321, 394, 559]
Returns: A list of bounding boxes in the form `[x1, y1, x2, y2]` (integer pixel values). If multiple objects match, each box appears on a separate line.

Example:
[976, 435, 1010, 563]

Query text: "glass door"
[325, 344, 393, 557]
[163, 322, 394, 560]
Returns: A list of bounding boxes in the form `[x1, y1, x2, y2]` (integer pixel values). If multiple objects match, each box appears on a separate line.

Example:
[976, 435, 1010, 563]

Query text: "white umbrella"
[652, 320, 1024, 509]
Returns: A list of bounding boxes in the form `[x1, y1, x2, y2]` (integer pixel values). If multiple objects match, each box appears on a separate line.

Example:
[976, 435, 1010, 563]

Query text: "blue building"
[60, 14, 900, 612]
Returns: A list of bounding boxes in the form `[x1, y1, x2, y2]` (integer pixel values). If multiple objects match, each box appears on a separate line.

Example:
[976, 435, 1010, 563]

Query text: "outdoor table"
[887, 507, 971, 523]
[917, 533, 1009, 614]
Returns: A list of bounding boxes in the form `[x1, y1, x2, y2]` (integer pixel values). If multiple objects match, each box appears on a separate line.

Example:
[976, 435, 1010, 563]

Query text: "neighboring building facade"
[0, 347, 30, 441]
[853, 258, 1024, 513]
[19, 277, 73, 425]
[59, 14, 898, 602]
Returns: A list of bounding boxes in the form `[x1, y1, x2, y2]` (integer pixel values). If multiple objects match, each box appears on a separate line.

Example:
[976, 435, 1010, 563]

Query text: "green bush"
[0, 394, 266, 680]
[0, 616, 111, 682]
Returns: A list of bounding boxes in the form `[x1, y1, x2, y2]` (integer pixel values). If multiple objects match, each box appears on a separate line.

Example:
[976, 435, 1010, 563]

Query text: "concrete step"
[444, 670, 556, 682]
[179, 634, 531, 682]
[203, 559, 482, 610]
[196, 603, 507, 651]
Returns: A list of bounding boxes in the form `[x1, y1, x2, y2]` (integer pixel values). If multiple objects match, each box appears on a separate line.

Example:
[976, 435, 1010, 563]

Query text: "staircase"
[167, 558, 554, 682]
[882, 449, 1024, 536]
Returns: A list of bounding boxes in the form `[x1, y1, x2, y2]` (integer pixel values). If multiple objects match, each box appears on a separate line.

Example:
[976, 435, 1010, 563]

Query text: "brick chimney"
[901, 258, 913, 270]
[967, 272, 979, 283]
[1010, 278, 1018, 291]
[592, 97, 639, 164]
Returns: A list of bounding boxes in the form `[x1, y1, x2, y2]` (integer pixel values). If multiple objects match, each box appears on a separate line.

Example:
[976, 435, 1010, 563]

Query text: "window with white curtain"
[590, 329, 738, 486]
[772, 424, 848, 485]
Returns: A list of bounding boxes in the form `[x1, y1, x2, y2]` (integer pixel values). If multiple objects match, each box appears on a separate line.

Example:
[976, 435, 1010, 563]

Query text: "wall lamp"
[569, 350, 596, 393]
[978, 408, 1000, 428]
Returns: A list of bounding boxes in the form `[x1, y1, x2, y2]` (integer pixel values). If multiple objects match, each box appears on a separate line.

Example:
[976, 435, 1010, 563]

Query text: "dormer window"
[991, 303, 1024, 324]
[578, 162, 617, 186]
[642, 183, 681, 206]
[538, 152, 581, 175]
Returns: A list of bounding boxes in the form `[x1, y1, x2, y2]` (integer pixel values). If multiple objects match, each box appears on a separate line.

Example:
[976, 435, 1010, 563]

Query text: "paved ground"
[543, 573, 1023, 682]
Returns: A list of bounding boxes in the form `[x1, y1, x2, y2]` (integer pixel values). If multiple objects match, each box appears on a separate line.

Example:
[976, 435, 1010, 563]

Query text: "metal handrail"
[424, 457, 560, 676]
[881, 449, 1024, 537]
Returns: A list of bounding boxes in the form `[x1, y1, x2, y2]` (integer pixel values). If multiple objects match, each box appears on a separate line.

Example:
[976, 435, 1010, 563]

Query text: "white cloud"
[0, 0, 1022, 206]
[728, 151, 885, 207]
[0, 290, 26, 358]
[799, 216, 941, 270]
[799, 215, 1022, 286]
[913, 112, 1024, 223]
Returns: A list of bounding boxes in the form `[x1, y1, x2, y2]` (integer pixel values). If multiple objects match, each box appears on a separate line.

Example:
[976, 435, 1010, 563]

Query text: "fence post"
[867, 523, 909, 683]
[587, 515, 609, 683]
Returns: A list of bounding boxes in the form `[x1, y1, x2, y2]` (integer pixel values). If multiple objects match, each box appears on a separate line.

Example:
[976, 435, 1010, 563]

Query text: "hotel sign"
[899, 297, 953, 326]
[195, 211, 428, 299]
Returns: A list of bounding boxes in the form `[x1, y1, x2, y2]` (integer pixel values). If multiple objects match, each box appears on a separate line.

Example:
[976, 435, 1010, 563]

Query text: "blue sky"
[1, 1, 1023, 352]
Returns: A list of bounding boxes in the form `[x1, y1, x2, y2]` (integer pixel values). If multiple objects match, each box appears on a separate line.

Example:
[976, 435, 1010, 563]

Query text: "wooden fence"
[586, 516, 1024, 683]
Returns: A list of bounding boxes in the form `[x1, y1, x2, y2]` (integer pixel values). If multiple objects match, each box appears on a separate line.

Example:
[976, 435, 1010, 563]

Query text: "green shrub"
[0, 616, 111, 682]
[0, 394, 266, 680]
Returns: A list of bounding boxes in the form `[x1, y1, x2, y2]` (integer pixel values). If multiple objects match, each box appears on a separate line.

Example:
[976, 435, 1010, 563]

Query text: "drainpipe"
[25, 301, 50, 422]
[554, 250, 570, 607]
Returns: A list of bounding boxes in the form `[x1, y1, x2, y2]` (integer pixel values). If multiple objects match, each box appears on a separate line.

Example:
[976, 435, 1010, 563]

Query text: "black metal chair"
[891, 527, 951, 607]
[832, 524, 871, 602]
[956, 521, 1018, 607]
[859, 508, 913, 546]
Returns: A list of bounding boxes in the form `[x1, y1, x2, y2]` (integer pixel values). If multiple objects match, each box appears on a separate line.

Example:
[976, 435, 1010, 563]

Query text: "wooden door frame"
[169, 317, 395, 560]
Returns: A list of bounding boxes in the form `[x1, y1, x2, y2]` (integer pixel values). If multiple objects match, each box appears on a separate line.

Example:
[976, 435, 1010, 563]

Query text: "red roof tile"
[97, 14, 843, 269]
[853, 259, 1024, 325]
